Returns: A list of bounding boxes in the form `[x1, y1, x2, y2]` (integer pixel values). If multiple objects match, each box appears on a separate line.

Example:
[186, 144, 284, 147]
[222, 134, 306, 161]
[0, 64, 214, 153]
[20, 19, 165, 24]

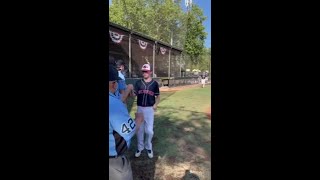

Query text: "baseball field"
[126, 84, 211, 180]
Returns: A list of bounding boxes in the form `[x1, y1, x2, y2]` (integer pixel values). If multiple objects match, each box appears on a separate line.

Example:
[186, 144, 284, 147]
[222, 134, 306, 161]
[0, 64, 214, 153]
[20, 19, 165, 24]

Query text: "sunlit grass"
[126, 85, 211, 179]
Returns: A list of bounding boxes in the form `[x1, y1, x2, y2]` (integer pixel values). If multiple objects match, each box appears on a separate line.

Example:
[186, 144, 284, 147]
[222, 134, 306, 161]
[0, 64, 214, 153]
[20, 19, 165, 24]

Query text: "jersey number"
[121, 118, 136, 134]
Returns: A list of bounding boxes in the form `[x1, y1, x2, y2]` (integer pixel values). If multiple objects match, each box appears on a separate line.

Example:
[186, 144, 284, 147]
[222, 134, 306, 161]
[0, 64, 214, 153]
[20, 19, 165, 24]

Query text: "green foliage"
[197, 48, 211, 71]
[109, 0, 208, 68]
[184, 5, 207, 66]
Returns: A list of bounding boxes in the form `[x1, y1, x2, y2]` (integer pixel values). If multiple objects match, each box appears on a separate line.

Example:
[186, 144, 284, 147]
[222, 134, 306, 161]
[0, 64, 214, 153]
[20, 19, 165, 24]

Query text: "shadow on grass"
[153, 106, 211, 159]
[126, 106, 211, 180]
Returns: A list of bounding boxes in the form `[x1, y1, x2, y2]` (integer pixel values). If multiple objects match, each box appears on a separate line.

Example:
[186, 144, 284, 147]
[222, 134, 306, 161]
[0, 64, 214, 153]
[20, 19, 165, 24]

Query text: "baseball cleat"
[147, 150, 153, 158]
[135, 150, 141, 157]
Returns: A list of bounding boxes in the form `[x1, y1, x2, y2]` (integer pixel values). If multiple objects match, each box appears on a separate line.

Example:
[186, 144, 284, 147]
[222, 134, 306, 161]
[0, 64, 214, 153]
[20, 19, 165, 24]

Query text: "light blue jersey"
[118, 71, 125, 81]
[109, 92, 136, 156]
[115, 71, 126, 99]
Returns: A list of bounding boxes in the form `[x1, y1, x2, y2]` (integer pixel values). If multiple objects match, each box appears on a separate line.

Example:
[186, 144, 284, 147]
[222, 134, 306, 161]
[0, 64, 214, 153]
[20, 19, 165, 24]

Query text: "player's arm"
[153, 82, 160, 110]
[111, 104, 144, 141]
[155, 95, 160, 105]
[121, 84, 133, 103]
[131, 81, 139, 97]
[153, 95, 160, 111]
[118, 79, 126, 95]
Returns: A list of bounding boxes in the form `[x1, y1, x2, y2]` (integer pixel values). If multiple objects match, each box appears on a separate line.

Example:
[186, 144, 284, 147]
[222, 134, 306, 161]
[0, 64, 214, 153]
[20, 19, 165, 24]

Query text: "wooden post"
[153, 42, 155, 78]
[168, 48, 171, 78]
[128, 32, 132, 78]
[180, 53, 182, 77]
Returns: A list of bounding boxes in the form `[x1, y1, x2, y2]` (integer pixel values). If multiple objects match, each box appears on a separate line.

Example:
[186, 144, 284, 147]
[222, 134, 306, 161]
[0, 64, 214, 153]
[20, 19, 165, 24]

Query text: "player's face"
[109, 80, 118, 93]
[142, 70, 151, 79]
[117, 65, 124, 71]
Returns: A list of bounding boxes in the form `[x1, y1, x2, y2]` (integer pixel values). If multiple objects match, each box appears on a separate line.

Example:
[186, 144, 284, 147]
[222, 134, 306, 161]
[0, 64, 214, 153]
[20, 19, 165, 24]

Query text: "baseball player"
[133, 64, 160, 159]
[114, 59, 133, 104]
[205, 71, 209, 83]
[200, 72, 206, 88]
[109, 65, 144, 180]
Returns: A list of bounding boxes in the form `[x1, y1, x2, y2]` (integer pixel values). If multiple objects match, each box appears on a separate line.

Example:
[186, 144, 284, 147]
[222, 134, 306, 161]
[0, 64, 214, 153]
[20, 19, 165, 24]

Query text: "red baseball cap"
[141, 64, 151, 71]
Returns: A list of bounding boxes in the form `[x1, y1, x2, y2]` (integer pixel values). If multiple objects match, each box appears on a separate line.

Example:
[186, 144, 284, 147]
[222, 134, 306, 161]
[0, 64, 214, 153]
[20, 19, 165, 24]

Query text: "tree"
[109, 0, 185, 47]
[109, 0, 208, 67]
[109, 0, 149, 32]
[198, 48, 211, 71]
[183, 4, 207, 69]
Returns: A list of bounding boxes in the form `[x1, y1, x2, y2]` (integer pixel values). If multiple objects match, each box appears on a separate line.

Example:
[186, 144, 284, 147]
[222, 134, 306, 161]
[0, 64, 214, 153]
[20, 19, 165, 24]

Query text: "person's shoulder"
[152, 79, 159, 84]
[109, 95, 117, 103]
[109, 98, 128, 116]
[151, 79, 159, 87]
[135, 79, 142, 84]
[152, 78, 159, 84]
[109, 96, 123, 108]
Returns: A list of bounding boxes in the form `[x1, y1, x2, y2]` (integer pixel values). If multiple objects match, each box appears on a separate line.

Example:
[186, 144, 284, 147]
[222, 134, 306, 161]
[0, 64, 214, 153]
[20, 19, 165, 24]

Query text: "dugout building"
[109, 22, 200, 87]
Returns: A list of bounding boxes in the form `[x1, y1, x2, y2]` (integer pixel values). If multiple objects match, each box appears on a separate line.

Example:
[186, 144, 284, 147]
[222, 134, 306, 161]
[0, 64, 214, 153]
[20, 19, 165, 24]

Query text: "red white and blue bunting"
[160, 47, 166, 55]
[109, 30, 124, 44]
[138, 39, 148, 50]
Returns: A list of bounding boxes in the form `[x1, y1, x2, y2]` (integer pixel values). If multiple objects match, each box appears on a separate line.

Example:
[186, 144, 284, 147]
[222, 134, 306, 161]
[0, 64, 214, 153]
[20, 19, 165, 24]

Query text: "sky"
[180, 0, 211, 48]
[109, 0, 211, 48]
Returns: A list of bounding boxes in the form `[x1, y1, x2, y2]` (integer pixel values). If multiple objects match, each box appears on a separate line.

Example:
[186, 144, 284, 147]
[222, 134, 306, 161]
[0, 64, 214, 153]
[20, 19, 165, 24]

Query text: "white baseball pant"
[137, 106, 154, 151]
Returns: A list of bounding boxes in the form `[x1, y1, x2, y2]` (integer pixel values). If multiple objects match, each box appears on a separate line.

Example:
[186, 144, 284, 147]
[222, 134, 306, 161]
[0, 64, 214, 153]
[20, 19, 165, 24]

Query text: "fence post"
[153, 42, 155, 78]
[168, 48, 171, 78]
[180, 53, 182, 77]
[129, 32, 132, 78]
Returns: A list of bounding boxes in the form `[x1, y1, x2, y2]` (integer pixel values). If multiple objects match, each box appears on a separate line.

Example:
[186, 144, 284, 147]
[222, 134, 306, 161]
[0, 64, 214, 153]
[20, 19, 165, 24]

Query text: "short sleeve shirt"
[134, 79, 160, 107]
[115, 71, 127, 99]
[109, 92, 136, 156]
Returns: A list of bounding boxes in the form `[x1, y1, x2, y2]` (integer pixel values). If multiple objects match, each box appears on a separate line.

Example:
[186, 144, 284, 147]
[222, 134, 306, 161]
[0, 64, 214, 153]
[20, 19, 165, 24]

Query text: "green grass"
[126, 85, 211, 179]
[127, 86, 211, 116]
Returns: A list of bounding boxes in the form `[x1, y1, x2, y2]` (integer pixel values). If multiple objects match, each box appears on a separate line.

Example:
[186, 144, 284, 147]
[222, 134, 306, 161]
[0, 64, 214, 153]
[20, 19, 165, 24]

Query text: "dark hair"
[115, 59, 125, 67]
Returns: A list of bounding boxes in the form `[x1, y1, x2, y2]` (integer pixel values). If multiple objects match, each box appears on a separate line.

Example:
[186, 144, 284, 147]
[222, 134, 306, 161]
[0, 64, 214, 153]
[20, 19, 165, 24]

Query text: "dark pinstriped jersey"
[134, 79, 160, 107]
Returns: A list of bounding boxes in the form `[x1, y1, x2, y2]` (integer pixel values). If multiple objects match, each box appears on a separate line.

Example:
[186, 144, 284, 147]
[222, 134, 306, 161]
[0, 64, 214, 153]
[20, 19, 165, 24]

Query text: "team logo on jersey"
[109, 30, 124, 44]
[138, 90, 155, 96]
[138, 39, 148, 50]
[160, 47, 166, 55]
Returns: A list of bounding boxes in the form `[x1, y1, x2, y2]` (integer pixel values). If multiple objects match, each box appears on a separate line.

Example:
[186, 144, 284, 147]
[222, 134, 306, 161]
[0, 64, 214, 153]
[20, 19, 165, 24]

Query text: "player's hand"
[153, 104, 157, 111]
[130, 89, 136, 97]
[127, 84, 133, 90]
